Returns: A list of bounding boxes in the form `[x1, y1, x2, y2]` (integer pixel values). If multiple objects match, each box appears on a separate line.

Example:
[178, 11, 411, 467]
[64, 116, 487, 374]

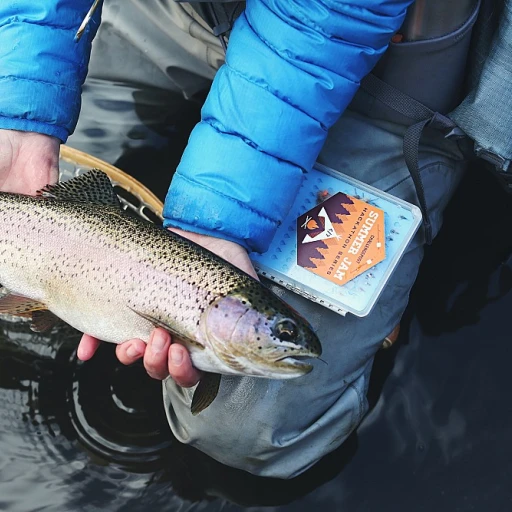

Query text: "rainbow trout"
[0, 171, 321, 413]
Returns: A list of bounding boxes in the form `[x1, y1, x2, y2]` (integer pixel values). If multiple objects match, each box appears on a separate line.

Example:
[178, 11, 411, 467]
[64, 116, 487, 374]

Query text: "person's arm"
[164, 0, 414, 253]
[0, 1, 101, 141]
[0, 2, 101, 195]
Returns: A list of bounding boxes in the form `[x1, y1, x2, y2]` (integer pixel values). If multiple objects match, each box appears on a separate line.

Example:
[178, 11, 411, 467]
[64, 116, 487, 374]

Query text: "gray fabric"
[450, 0, 512, 170]
[352, 3, 480, 125]
[179, 1, 245, 41]
[69, 0, 470, 479]
[68, 0, 225, 164]
[399, 0, 479, 41]
[86, 0, 224, 96]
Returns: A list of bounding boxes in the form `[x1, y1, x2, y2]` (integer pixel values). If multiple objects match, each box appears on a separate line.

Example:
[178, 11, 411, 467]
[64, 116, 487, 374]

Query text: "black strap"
[183, 1, 245, 50]
[402, 118, 433, 243]
[360, 73, 467, 244]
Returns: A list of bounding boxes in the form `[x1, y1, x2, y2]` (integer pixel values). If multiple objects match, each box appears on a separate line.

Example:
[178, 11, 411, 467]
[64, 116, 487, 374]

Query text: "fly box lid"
[249, 163, 422, 317]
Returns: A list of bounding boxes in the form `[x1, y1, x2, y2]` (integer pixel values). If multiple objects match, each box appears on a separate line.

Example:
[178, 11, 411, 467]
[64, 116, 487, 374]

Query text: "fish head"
[201, 285, 322, 379]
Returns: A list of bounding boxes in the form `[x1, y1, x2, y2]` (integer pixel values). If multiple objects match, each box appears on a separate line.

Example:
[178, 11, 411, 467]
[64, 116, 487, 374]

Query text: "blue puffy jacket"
[0, 1, 100, 142]
[0, 0, 413, 252]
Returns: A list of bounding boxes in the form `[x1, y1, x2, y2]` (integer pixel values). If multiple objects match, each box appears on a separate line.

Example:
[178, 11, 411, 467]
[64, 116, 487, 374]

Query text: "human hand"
[0, 129, 59, 194]
[77, 227, 259, 387]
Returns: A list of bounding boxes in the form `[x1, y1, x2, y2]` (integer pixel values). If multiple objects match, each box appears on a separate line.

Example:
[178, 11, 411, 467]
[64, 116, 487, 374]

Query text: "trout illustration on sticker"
[297, 192, 386, 286]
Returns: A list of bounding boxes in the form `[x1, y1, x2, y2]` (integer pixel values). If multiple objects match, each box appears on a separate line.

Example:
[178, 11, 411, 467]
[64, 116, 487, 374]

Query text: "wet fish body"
[0, 171, 321, 412]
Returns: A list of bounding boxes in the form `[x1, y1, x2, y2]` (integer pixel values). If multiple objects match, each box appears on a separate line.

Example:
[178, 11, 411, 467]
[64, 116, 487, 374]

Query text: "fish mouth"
[274, 354, 316, 375]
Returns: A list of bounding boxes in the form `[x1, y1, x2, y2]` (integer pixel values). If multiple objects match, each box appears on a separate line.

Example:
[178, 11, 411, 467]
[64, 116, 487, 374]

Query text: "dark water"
[1, 84, 511, 511]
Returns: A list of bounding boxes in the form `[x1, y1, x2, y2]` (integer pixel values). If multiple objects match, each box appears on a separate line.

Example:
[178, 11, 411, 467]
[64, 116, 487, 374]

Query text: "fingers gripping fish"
[0, 171, 322, 413]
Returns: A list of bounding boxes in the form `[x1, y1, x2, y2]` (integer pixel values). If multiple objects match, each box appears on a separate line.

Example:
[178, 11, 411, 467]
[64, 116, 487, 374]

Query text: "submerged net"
[59, 145, 164, 224]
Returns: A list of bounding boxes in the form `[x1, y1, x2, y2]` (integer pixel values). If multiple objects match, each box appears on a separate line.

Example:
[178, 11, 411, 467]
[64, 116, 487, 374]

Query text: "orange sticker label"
[297, 192, 385, 286]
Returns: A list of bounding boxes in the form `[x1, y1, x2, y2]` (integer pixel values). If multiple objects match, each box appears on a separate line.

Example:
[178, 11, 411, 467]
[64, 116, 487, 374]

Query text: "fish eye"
[272, 319, 298, 342]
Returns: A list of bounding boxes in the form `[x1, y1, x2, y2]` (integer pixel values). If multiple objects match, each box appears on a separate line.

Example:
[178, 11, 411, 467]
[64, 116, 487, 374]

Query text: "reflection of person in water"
[0, 0, 484, 478]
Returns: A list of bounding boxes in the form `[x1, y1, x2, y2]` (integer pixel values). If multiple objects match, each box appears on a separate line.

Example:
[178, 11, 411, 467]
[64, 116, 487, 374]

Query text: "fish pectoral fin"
[129, 308, 204, 350]
[37, 169, 122, 209]
[30, 310, 61, 333]
[0, 294, 48, 317]
[131, 307, 218, 413]
[191, 372, 221, 415]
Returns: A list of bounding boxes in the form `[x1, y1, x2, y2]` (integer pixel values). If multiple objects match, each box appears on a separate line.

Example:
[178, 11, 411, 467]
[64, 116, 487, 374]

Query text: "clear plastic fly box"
[249, 163, 422, 317]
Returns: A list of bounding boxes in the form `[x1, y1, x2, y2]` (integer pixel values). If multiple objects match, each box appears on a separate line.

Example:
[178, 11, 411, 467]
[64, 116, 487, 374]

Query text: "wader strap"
[177, 1, 245, 50]
[360, 73, 467, 244]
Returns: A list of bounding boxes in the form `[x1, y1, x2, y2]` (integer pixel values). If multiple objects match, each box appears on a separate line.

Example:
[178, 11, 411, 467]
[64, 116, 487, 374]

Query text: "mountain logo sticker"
[297, 192, 385, 286]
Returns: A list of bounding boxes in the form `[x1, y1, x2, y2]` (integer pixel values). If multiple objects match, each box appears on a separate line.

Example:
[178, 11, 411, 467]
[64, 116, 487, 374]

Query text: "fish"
[0, 170, 322, 414]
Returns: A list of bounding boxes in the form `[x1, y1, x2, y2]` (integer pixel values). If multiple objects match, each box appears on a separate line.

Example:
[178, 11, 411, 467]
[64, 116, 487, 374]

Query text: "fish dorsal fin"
[37, 169, 122, 208]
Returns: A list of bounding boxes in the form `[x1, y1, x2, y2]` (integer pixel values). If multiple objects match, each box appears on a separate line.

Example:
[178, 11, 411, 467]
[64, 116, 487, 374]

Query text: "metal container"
[400, 0, 478, 41]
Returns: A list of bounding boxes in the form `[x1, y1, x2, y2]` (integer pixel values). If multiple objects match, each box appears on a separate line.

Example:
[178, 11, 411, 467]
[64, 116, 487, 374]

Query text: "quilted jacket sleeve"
[163, 0, 414, 253]
[0, 1, 101, 142]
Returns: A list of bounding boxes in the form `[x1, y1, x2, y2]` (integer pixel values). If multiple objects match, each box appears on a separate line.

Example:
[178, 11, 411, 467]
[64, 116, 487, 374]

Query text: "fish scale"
[0, 170, 321, 413]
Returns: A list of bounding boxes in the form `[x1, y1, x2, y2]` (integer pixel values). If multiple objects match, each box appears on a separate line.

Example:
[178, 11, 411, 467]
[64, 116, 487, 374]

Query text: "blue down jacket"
[0, 1, 413, 253]
[0, 1, 100, 142]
